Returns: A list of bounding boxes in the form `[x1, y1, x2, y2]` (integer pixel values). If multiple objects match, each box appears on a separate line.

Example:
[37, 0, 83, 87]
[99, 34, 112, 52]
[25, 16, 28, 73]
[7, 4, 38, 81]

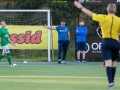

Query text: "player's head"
[60, 19, 66, 26]
[1, 21, 6, 28]
[107, 4, 116, 14]
[79, 19, 85, 26]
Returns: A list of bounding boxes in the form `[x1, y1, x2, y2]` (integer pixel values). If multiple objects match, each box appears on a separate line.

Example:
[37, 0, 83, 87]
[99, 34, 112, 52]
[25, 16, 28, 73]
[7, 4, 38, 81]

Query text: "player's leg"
[111, 61, 116, 84]
[105, 59, 113, 88]
[111, 43, 119, 85]
[82, 50, 86, 63]
[61, 41, 69, 63]
[58, 40, 63, 64]
[3, 45, 11, 65]
[77, 50, 80, 62]
[3, 45, 16, 66]
[0, 54, 3, 60]
[81, 42, 86, 63]
[76, 42, 81, 62]
[0, 47, 6, 60]
[102, 39, 113, 88]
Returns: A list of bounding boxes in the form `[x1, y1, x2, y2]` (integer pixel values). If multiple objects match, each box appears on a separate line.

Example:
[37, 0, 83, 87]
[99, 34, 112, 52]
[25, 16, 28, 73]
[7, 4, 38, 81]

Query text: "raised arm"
[74, 1, 93, 17]
[44, 25, 56, 30]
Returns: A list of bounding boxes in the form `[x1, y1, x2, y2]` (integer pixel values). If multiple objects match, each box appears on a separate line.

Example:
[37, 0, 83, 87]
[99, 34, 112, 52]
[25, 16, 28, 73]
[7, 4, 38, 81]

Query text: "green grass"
[0, 65, 120, 90]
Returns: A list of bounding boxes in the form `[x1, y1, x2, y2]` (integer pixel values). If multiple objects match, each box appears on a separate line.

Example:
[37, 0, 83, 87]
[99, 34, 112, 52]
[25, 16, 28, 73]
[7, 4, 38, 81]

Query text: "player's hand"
[74, 0, 83, 9]
[44, 25, 48, 29]
[11, 42, 15, 46]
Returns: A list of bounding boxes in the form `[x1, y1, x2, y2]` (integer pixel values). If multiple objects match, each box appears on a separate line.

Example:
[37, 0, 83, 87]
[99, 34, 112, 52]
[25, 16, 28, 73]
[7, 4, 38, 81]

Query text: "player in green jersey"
[0, 21, 17, 67]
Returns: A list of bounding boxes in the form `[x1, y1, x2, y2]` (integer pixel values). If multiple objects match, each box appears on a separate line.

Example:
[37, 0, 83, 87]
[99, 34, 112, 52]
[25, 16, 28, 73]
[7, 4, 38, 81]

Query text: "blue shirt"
[76, 26, 88, 42]
[56, 25, 70, 41]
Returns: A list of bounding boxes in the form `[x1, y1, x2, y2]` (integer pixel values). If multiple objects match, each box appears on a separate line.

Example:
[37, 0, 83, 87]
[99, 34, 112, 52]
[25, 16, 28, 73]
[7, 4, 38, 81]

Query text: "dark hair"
[61, 19, 66, 22]
[79, 19, 84, 22]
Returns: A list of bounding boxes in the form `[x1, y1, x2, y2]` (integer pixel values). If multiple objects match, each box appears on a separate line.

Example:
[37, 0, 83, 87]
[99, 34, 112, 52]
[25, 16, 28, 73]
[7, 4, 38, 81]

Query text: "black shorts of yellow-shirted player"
[74, 1, 120, 88]
[0, 21, 17, 67]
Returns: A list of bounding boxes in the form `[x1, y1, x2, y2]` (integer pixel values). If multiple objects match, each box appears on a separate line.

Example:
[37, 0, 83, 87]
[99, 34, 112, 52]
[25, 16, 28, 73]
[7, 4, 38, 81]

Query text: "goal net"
[0, 10, 52, 62]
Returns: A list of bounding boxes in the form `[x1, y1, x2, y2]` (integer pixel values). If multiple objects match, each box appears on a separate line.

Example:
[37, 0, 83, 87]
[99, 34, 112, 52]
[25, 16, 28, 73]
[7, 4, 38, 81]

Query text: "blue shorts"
[102, 38, 120, 61]
[76, 42, 86, 51]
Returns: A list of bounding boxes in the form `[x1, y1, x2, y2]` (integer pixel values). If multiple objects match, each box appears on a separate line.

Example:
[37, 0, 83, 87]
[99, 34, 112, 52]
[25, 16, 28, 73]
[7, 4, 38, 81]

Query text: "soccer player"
[74, 1, 120, 88]
[0, 21, 16, 67]
[76, 19, 88, 63]
[44, 19, 70, 64]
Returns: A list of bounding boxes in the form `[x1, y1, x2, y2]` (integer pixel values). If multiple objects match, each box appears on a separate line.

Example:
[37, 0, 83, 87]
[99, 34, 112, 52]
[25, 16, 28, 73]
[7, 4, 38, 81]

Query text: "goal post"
[0, 10, 51, 62]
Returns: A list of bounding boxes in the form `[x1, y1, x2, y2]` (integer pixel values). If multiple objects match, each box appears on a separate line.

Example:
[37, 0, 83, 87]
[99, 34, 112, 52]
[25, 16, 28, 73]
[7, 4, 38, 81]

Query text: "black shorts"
[102, 38, 120, 61]
[76, 42, 86, 51]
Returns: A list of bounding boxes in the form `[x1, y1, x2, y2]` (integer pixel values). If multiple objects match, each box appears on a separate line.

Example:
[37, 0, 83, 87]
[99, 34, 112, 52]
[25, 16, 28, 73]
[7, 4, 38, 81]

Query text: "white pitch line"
[0, 76, 109, 79]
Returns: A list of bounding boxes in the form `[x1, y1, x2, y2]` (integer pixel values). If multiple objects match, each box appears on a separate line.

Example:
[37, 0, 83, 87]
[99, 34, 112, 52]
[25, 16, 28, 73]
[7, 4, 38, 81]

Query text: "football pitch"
[0, 62, 120, 90]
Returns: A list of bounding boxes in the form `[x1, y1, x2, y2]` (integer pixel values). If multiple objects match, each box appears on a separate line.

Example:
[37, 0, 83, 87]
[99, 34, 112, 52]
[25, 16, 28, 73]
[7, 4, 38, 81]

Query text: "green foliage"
[116, 6, 120, 16]
[47, 0, 77, 25]
[5, 0, 47, 9]
[5, 2, 13, 9]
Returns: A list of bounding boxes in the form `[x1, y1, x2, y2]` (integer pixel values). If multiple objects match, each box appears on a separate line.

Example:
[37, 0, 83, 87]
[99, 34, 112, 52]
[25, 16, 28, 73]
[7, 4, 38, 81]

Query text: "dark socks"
[6, 53, 12, 65]
[0, 54, 3, 60]
[106, 67, 112, 84]
[112, 67, 116, 83]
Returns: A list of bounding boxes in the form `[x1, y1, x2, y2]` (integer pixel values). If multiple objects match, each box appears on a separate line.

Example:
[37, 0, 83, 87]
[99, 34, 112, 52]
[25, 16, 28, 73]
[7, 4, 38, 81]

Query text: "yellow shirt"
[92, 13, 120, 41]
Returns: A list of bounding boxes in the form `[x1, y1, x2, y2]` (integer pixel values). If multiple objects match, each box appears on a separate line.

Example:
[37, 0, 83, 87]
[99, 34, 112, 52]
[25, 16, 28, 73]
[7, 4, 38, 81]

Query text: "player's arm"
[76, 27, 85, 35]
[76, 27, 81, 35]
[0, 37, 1, 44]
[44, 25, 56, 30]
[67, 27, 70, 41]
[68, 32, 70, 41]
[0, 30, 2, 44]
[118, 33, 120, 36]
[8, 37, 15, 46]
[84, 27, 88, 35]
[74, 1, 93, 17]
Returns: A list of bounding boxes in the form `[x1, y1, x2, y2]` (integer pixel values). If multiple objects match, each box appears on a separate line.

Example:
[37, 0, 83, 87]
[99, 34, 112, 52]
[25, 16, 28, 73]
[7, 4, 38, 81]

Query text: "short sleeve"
[67, 27, 70, 32]
[56, 26, 59, 31]
[92, 13, 105, 23]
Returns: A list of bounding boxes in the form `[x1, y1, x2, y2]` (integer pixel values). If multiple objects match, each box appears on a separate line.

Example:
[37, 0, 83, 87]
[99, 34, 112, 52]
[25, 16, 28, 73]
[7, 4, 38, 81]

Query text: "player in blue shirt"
[44, 19, 70, 64]
[76, 19, 88, 63]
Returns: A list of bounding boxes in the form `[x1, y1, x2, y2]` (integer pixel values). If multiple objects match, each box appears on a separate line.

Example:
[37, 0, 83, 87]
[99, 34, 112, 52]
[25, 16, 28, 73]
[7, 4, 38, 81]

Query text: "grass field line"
[0, 76, 110, 79]
[0, 76, 120, 79]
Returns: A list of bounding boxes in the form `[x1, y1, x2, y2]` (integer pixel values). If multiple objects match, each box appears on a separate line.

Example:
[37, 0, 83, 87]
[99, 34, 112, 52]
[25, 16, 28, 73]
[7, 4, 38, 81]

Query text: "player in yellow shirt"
[74, 1, 120, 88]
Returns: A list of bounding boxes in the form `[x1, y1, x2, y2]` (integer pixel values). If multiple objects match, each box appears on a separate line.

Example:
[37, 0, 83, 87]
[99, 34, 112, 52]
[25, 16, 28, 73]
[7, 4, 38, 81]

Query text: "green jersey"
[0, 28, 9, 46]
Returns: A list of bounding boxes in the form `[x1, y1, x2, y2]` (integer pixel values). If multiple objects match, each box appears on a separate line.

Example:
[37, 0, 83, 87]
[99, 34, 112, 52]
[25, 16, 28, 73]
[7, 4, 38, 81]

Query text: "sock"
[0, 54, 3, 60]
[6, 53, 12, 65]
[106, 67, 112, 84]
[112, 67, 116, 83]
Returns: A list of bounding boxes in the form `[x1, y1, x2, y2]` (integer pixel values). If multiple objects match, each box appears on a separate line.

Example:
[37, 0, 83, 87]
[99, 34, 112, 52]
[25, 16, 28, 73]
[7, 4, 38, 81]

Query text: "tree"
[6, 0, 46, 9]
[47, 0, 78, 25]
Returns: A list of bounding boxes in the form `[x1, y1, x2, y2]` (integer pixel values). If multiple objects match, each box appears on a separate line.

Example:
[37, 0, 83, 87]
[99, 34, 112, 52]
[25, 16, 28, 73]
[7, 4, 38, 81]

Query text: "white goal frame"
[0, 10, 51, 62]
